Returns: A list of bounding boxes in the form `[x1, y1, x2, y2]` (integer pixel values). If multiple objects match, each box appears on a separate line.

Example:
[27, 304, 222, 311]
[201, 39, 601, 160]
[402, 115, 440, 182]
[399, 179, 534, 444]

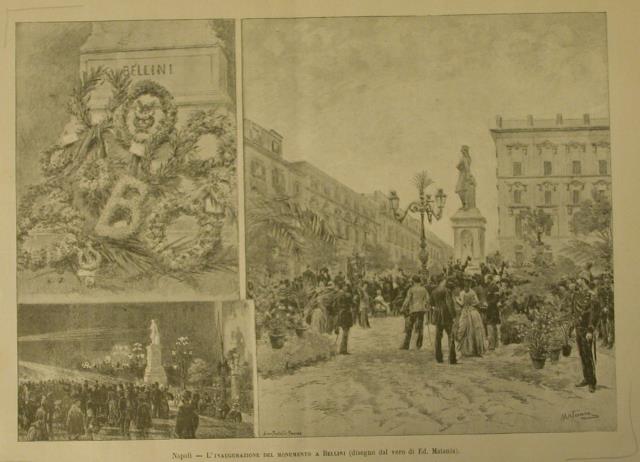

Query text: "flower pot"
[295, 327, 307, 338]
[269, 333, 286, 349]
[530, 353, 546, 369]
[548, 348, 561, 362]
[562, 344, 572, 357]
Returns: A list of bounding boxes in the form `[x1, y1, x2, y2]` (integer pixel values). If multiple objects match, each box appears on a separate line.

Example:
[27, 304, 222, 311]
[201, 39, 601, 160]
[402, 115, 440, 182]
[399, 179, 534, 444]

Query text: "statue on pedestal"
[451, 145, 486, 272]
[150, 319, 160, 345]
[144, 319, 167, 385]
[455, 145, 476, 210]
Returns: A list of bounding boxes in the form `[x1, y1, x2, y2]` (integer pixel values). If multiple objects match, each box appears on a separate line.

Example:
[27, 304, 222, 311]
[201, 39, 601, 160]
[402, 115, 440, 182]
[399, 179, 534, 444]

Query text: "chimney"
[527, 115, 534, 126]
[495, 115, 502, 128]
[556, 113, 563, 125]
[583, 113, 591, 125]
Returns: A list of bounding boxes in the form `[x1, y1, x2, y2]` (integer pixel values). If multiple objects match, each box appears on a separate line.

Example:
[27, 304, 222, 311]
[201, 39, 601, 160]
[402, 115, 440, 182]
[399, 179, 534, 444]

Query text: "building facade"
[244, 119, 453, 271]
[491, 114, 611, 264]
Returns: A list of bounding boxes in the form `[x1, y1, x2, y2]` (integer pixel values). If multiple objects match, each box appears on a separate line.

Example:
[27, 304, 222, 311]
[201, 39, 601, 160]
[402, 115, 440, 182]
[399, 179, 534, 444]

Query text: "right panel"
[243, 14, 615, 437]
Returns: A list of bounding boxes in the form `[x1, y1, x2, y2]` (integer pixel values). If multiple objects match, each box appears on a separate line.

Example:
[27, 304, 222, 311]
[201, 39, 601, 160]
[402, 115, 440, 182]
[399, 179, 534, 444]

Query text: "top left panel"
[16, 20, 240, 304]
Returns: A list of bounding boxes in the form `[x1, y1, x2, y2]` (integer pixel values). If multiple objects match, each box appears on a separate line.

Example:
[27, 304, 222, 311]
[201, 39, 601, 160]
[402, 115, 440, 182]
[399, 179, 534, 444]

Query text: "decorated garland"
[113, 80, 178, 166]
[17, 68, 237, 287]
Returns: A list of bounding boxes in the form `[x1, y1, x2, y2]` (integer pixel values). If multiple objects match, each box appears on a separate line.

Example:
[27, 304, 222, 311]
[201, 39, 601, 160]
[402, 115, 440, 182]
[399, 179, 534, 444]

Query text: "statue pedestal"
[451, 207, 487, 273]
[144, 344, 167, 386]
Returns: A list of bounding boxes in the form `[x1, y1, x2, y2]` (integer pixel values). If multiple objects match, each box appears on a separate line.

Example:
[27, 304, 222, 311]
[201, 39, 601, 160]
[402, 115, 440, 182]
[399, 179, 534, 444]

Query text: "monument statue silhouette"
[144, 319, 167, 385]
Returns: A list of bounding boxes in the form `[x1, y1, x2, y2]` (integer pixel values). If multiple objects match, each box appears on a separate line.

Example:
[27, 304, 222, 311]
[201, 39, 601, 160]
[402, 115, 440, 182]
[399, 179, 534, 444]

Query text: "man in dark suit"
[333, 282, 354, 354]
[431, 276, 458, 364]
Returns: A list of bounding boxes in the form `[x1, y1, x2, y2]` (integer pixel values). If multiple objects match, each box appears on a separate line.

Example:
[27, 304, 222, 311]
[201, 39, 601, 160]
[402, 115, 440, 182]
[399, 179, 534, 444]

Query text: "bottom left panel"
[17, 300, 256, 441]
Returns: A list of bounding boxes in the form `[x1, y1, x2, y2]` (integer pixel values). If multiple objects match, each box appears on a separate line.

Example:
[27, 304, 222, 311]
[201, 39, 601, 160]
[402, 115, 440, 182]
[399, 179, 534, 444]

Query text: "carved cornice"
[565, 141, 587, 153]
[537, 181, 558, 192]
[593, 179, 611, 190]
[535, 140, 558, 155]
[508, 205, 530, 216]
[506, 142, 528, 155]
[592, 141, 611, 153]
[566, 180, 585, 191]
[507, 181, 528, 192]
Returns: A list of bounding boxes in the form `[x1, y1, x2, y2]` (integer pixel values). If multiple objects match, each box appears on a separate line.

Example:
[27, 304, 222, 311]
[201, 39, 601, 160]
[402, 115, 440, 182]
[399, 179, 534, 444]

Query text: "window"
[293, 181, 301, 195]
[544, 161, 552, 176]
[544, 215, 552, 236]
[515, 215, 523, 238]
[572, 190, 581, 205]
[572, 161, 582, 175]
[544, 190, 552, 205]
[272, 140, 281, 154]
[513, 190, 522, 204]
[272, 168, 286, 194]
[599, 160, 608, 175]
[250, 160, 265, 179]
[513, 162, 522, 176]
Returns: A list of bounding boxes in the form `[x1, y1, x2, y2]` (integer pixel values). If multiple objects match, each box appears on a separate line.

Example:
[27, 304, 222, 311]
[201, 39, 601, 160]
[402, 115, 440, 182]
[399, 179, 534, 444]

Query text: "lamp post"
[388, 171, 447, 282]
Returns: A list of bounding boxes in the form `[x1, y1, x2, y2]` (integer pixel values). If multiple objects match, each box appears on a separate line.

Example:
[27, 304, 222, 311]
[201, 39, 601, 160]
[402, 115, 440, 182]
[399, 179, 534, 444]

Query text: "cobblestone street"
[258, 316, 616, 437]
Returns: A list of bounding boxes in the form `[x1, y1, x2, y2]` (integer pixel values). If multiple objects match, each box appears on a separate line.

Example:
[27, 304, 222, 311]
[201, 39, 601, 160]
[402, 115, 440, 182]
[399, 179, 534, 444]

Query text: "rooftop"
[491, 113, 609, 133]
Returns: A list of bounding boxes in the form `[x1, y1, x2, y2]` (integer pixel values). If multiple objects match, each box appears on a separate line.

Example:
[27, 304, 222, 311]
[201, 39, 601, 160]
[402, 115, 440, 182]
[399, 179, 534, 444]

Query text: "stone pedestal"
[451, 207, 487, 272]
[79, 20, 233, 120]
[144, 344, 167, 386]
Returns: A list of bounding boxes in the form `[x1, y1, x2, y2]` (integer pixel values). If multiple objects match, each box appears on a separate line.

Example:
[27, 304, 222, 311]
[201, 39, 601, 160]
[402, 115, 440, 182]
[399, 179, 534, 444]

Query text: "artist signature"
[560, 409, 600, 422]
[262, 429, 303, 436]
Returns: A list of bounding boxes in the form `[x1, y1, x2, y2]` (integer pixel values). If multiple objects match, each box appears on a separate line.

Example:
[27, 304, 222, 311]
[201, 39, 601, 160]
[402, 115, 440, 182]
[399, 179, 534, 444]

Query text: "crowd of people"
[18, 378, 242, 441]
[260, 256, 614, 393]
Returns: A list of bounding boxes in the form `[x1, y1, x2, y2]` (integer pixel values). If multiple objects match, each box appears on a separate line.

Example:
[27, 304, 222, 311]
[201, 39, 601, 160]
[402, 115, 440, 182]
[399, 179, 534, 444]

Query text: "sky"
[242, 13, 610, 250]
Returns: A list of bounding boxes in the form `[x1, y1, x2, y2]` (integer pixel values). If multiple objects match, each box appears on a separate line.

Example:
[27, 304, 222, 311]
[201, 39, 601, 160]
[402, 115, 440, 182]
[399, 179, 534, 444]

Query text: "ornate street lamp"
[388, 171, 447, 281]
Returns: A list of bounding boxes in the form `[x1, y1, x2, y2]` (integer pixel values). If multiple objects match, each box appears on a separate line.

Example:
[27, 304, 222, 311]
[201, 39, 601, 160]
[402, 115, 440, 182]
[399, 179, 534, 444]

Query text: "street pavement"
[257, 316, 616, 437]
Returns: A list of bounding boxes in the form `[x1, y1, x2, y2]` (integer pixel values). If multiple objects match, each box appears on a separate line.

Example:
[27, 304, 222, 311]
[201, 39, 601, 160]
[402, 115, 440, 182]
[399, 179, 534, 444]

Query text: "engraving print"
[18, 300, 256, 440]
[243, 14, 615, 436]
[16, 20, 239, 303]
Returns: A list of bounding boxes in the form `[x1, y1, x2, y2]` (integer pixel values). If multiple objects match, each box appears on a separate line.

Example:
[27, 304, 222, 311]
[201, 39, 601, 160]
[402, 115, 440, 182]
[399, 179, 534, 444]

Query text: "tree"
[362, 241, 394, 273]
[187, 358, 215, 386]
[246, 193, 338, 279]
[171, 336, 193, 389]
[521, 208, 554, 246]
[564, 194, 613, 269]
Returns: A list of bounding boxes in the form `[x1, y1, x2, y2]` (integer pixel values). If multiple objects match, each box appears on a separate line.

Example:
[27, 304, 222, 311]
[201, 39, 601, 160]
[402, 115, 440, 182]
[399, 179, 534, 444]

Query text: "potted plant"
[265, 304, 288, 349]
[525, 308, 553, 369]
[547, 322, 565, 363]
[292, 313, 308, 338]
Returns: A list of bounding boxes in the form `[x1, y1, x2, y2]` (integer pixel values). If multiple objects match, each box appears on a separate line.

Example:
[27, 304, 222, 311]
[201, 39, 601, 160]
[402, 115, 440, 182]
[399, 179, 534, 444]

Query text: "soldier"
[571, 276, 599, 393]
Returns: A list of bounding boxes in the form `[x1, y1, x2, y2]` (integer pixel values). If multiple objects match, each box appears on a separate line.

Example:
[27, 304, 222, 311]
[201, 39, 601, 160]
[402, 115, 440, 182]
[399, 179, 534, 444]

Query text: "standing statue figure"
[149, 319, 160, 345]
[455, 145, 477, 210]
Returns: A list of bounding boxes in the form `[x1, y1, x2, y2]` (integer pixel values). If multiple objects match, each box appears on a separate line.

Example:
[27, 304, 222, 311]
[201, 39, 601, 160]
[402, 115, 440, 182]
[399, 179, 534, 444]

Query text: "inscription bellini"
[91, 63, 175, 76]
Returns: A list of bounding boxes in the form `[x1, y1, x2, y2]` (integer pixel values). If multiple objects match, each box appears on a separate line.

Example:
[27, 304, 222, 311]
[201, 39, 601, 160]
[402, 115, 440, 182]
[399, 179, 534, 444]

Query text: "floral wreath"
[113, 80, 178, 155]
[135, 108, 237, 273]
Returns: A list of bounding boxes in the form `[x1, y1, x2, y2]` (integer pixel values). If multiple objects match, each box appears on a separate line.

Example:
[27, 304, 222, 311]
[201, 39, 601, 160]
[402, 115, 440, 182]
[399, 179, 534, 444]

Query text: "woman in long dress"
[455, 277, 486, 357]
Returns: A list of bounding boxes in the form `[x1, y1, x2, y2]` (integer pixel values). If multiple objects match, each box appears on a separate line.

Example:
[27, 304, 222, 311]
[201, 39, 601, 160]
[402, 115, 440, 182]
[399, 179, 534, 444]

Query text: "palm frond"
[413, 171, 433, 192]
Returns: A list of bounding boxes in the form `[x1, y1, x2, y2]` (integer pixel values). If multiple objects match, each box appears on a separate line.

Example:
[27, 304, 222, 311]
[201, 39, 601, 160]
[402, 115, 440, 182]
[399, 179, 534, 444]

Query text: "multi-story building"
[244, 119, 453, 271]
[491, 114, 611, 264]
